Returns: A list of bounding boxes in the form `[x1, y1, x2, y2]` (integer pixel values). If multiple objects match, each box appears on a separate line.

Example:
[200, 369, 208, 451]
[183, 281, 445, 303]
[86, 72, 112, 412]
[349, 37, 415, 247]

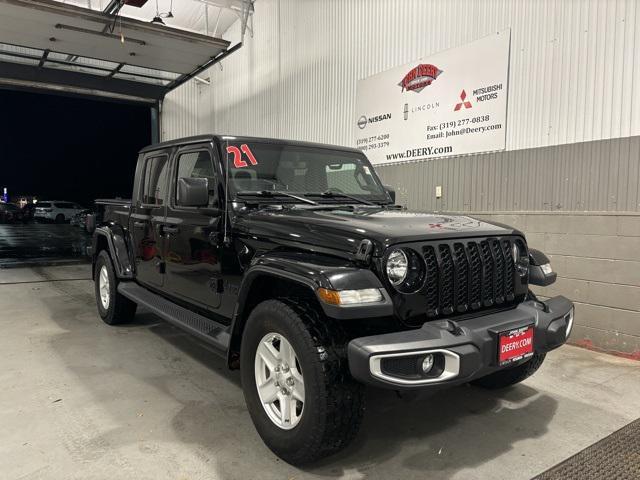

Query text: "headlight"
[512, 242, 520, 263]
[512, 240, 529, 276]
[385, 248, 426, 293]
[386, 249, 408, 285]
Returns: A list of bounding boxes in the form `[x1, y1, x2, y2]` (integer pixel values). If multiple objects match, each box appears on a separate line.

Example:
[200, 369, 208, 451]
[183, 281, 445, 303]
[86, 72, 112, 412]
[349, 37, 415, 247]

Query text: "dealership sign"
[355, 31, 510, 165]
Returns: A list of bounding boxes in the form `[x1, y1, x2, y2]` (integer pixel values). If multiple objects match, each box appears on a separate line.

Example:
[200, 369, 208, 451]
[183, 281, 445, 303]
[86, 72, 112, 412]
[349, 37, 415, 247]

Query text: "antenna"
[223, 138, 231, 245]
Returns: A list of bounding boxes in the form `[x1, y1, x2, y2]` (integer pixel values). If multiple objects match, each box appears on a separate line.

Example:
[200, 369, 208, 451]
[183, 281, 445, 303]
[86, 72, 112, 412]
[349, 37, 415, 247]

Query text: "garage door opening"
[0, 88, 151, 267]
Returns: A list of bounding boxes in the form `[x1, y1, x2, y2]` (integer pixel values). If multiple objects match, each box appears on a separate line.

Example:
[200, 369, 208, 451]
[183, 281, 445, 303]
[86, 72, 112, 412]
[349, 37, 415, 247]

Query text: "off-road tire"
[94, 250, 137, 325]
[240, 299, 365, 465]
[471, 352, 546, 389]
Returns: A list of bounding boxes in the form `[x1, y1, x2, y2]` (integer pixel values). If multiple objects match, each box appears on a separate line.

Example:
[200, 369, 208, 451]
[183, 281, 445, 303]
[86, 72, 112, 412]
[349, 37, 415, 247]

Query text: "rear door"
[56, 202, 75, 220]
[164, 143, 223, 310]
[130, 151, 170, 288]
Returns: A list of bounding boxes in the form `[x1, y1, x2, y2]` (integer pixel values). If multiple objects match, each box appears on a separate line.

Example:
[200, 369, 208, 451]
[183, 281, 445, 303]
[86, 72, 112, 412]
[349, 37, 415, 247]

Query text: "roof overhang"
[0, 0, 236, 104]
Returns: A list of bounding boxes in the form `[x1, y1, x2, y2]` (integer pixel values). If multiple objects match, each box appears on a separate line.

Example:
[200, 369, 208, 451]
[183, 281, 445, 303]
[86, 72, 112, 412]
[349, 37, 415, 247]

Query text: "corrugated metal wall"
[163, 0, 640, 153]
[376, 136, 640, 212]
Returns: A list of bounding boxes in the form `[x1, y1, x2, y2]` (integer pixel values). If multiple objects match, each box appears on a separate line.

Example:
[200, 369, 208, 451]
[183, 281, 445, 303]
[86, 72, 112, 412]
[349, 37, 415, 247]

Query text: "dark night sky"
[0, 89, 151, 206]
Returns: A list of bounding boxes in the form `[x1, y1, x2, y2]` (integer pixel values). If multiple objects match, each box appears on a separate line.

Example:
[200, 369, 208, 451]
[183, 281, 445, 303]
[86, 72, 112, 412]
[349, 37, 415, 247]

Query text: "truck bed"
[94, 199, 132, 227]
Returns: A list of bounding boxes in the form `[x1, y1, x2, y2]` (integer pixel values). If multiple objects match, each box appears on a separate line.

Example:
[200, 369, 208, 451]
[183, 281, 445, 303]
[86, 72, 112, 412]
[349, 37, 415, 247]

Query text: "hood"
[234, 206, 518, 256]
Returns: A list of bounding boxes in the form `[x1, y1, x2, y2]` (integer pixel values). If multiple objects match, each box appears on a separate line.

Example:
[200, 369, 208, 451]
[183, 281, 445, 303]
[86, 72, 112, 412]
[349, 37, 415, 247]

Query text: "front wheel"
[471, 352, 546, 389]
[240, 299, 364, 465]
[94, 250, 137, 325]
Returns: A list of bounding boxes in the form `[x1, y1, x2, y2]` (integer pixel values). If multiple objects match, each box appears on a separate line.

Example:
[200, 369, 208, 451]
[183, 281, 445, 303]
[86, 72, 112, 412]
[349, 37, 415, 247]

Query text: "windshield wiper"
[237, 190, 318, 205]
[306, 190, 376, 206]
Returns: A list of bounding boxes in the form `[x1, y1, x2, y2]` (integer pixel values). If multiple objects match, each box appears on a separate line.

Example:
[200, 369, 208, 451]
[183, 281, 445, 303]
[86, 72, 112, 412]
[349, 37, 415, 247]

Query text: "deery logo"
[398, 64, 442, 93]
[454, 89, 472, 111]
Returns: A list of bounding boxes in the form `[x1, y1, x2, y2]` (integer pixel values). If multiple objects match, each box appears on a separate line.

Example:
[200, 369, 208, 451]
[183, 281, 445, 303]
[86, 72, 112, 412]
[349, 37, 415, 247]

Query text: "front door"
[130, 152, 170, 288]
[164, 145, 223, 310]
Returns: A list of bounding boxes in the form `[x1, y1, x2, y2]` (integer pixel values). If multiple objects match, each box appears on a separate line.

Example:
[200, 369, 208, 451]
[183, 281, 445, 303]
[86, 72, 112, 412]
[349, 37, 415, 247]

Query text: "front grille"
[422, 237, 522, 318]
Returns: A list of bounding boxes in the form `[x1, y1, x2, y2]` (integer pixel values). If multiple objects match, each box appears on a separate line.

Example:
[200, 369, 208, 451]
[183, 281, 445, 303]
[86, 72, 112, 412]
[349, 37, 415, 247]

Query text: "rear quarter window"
[142, 155, 169, 206]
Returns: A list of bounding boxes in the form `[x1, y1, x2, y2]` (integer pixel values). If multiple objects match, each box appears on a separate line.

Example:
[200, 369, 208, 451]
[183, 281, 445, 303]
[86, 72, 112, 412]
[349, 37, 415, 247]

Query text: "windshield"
[223, 141, 389, 203]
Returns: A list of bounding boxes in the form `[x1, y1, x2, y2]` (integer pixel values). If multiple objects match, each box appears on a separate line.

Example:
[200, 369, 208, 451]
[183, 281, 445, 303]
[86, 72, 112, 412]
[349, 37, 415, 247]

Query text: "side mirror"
[384, 185, 396, 203]
[528, 248, 557, 286]
[177, 177, 209, 207]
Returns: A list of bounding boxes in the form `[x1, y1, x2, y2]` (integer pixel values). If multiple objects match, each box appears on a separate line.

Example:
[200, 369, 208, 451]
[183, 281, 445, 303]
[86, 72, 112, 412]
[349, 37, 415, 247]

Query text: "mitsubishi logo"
[454, 90, 472, 111]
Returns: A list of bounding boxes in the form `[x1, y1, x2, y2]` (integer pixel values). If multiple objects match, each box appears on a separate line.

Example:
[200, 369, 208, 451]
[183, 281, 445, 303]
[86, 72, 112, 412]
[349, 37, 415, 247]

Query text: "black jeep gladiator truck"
[92, 134, 574, 465]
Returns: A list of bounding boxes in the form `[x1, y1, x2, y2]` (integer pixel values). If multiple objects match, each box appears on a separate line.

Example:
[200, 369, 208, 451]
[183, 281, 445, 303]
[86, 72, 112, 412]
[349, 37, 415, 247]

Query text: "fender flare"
[226, 255, 394, 366]
[92, 224, 135, 280]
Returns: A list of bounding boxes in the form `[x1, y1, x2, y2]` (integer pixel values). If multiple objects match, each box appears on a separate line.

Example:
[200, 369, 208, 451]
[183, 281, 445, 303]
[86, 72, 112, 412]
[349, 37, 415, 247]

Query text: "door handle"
[133, 221, 146, 228]
[162, 225, 179, 235]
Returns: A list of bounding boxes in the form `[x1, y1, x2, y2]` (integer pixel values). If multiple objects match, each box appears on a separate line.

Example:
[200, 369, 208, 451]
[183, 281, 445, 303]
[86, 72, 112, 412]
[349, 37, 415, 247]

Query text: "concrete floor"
[1, 265, 639, 480]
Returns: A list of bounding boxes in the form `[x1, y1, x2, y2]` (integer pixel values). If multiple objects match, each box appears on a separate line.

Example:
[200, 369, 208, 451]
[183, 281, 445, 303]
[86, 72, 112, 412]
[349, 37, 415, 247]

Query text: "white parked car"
[34, 201, 85, 223]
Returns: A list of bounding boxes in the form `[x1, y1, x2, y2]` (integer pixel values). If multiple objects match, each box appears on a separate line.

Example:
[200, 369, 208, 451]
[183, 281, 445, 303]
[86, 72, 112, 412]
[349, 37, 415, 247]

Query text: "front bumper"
[348, 296, 574, 389]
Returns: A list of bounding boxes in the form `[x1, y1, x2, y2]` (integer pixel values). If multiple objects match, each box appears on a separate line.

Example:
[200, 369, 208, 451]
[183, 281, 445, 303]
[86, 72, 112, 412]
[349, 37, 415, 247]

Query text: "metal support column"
[151, 103, 160, 144]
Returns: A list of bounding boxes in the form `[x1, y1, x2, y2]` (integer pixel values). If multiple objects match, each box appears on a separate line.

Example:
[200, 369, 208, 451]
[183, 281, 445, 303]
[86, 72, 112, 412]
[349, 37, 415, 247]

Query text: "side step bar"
[118, 282, 231, 355]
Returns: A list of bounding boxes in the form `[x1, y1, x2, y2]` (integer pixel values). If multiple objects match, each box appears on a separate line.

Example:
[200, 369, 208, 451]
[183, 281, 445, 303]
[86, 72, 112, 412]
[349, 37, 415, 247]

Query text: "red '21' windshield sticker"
[227, 144, 258, 168]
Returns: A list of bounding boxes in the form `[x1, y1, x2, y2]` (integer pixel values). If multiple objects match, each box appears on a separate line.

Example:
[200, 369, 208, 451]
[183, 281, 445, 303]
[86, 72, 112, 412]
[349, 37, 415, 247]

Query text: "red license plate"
[498, 325, 534, 366]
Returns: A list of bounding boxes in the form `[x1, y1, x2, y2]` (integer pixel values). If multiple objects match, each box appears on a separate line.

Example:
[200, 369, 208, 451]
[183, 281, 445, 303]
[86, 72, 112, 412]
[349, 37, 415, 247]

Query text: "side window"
[176, 150, 217, 206]
[142, 155, 169, 206]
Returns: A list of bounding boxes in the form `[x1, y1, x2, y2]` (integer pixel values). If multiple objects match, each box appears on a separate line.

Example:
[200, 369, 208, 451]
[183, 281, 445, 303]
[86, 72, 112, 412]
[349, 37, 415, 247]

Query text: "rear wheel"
[240, 299, 364, 465]
[472, 353, 546, 389]
[94, 250, 137, 325]
[55, 214, 65, 223]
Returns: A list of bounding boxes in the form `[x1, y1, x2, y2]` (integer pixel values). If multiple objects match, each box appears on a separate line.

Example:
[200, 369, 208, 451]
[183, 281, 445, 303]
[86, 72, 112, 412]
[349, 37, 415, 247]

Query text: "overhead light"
[165, 1, 174, 18]
[151, 0, 172, 24]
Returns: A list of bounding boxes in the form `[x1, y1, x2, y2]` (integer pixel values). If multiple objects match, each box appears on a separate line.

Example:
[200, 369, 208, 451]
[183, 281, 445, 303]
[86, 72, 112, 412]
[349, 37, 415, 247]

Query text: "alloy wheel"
[98, 265, 110, 310]
[254, 332, 305, 430]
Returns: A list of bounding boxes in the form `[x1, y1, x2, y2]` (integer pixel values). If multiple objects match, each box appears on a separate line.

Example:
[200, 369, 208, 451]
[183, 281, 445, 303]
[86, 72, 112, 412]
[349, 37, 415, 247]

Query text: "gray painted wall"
[476, 212, 640, 358]
[376, 136, 640, 213]
[376, 137, 640, 357]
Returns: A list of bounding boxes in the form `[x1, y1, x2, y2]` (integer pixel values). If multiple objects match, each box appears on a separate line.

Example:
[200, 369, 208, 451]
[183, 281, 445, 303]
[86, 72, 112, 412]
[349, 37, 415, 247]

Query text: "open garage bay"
[1, 264, 639, 480]
[0, 224, 91, 267]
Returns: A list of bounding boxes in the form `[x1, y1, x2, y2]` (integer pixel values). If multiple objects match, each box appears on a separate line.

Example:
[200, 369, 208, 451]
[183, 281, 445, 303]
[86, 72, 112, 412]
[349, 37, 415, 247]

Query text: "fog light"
[421, 354, 434, 374]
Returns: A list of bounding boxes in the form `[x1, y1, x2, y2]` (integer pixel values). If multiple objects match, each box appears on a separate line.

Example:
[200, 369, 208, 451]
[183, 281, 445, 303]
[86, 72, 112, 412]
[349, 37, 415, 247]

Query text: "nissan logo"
[357, 115, 367, 129]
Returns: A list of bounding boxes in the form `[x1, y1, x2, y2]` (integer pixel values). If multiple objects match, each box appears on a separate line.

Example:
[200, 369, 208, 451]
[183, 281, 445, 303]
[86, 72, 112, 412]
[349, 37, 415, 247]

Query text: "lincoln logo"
[398, 64, 443, 93]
